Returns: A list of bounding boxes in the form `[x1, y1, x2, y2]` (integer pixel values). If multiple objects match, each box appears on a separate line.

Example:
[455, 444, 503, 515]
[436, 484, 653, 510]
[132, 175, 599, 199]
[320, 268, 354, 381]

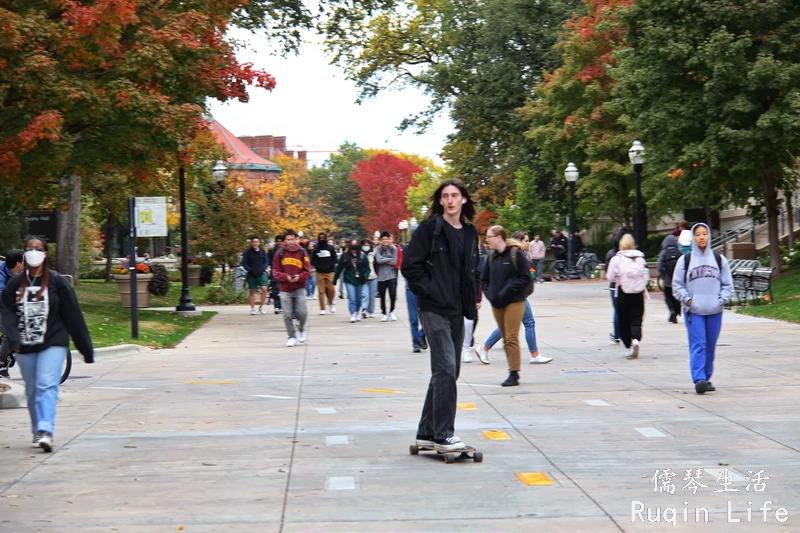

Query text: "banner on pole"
[135, 197, 168, 237]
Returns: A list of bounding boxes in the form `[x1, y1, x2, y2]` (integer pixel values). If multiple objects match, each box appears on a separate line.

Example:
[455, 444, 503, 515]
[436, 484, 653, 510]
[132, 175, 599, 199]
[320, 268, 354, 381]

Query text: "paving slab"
[1, 281, 799, 532]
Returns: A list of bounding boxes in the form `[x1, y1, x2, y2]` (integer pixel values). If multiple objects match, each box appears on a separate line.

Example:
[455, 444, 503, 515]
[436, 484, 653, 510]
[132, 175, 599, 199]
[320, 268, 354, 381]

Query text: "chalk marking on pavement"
[482, 430, 510, 440]
[635, 427, 667, 438]
[327, 476, 356, 490]
[464, 383, 499, 388]
[181, 380, 239, 385]
[359, 388, 403, 394]
[584, 399, 613, 406]
[315, 408, 337, 414]
[704, 468, 747, 481]
[325, 436, 350, 447]
[516, 472, 554, 486]
[91, 387, 149, 391]
[457, 403, 478, 410]
[253, 394, 295, 400]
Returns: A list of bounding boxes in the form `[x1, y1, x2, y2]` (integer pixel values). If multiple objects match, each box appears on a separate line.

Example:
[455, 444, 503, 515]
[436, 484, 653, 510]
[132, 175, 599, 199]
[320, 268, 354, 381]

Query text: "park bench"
[731, 261, 775, 305]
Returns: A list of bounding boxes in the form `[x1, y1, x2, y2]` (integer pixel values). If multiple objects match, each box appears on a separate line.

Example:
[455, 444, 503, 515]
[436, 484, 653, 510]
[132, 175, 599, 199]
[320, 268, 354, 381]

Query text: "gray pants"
[417, 311, 464, 441]
[279, 288, 307, 339]
[0, 323, 10, 366]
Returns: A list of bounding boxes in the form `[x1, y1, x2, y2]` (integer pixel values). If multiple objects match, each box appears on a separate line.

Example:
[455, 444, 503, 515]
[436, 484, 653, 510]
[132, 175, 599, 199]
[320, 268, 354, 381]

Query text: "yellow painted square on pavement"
[516, 472, 554, 486]
[181, 380, 239, 385]
[359, 388, 404, 394]
[457, 403, 478, 410]
[482, 430, 511, 440]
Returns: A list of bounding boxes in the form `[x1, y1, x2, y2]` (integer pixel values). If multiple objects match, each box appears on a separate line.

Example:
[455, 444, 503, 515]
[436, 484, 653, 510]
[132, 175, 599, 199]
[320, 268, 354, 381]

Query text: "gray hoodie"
[373, 244, 398, 282]
[671, 223, 734, 316]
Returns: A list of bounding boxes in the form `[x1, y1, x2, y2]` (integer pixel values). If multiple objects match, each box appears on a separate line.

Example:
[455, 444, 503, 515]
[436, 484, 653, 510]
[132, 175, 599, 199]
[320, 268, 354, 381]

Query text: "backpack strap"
[425, 215, 444, 266]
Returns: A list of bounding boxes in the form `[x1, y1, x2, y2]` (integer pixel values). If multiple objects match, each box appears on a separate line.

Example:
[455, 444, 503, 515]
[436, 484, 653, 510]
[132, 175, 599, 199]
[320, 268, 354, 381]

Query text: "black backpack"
[486, 246, 535, 298]
[660, 246, 682, 277]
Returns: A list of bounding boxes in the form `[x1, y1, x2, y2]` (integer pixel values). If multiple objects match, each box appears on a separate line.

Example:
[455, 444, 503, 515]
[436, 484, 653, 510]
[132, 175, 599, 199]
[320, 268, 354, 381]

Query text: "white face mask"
[24, 250, 46, 268]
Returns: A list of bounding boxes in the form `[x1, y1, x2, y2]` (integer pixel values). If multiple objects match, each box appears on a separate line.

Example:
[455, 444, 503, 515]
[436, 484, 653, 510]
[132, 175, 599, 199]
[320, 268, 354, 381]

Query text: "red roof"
[209, 116, 281, 172]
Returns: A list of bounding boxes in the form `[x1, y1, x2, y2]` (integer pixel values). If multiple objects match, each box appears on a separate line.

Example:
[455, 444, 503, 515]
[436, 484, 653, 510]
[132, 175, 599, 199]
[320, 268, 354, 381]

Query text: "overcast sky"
[207, 31, 453, 168]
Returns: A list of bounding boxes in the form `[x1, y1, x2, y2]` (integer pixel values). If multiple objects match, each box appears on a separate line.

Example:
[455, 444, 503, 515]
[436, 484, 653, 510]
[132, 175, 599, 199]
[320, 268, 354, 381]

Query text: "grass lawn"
[737, 268, 800, 324]
[75, 280, 216, 349]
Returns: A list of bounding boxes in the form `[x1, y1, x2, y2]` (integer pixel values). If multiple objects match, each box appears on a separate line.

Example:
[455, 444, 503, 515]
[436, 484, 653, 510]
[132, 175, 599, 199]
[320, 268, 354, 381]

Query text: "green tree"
[613, 0, 800, 268]
[307, 142, 369, 237]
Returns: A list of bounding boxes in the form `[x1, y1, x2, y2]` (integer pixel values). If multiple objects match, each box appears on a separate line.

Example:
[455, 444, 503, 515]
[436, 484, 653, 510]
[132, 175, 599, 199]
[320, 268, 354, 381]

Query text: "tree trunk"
[55, 174, 81, 284]
[104, 212, 115, 282]
[762, 172, 780, 269]
[787, 194, 795, 251]
[704, 197, 713, 230]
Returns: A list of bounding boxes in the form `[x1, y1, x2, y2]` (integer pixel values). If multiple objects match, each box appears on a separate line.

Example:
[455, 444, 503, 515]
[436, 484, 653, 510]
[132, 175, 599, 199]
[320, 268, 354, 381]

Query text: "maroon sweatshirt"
[272, 246, 311, 292]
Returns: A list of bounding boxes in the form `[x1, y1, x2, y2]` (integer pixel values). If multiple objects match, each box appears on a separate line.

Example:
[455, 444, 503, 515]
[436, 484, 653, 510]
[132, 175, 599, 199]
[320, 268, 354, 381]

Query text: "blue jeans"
[361, 278, 378, 315]
[17, 346, 67, 436]
[686, 311, 723, 383]
[484, 299, 538, 352]
[610, 288, 619, 339]
[345, 283, 364, 315]
[406, 283, 425, 348]
[531, 258, 544, 281]
[306, 274, 317, 297]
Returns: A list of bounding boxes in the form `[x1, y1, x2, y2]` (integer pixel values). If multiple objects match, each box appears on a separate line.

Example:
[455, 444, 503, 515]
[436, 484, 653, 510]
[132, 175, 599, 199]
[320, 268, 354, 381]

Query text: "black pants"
[663, 286, 680, 318]
[617, 290, 644, 348]
[378, 278, 398, 314]
[417, 311, 464, 441]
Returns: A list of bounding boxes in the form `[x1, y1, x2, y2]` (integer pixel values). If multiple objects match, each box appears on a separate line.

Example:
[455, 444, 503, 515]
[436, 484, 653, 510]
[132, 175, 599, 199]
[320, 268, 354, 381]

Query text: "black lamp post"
[564, 162, 580, 279]
[175, 157, 196, 315]
[628, 140, 646, 250]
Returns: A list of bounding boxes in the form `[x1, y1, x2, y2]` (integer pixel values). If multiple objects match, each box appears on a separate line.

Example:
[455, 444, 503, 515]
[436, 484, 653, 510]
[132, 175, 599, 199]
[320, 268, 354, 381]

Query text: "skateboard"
[409, 443, 483, 463]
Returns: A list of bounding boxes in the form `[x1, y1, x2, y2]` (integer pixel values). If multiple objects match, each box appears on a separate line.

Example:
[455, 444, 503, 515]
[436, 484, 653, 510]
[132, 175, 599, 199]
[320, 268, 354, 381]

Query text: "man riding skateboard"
[401, 179, 480, 453]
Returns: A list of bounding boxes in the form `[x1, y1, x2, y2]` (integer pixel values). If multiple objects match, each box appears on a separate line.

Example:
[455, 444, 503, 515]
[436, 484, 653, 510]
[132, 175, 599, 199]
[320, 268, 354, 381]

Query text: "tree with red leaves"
[350, 153, 422, 235]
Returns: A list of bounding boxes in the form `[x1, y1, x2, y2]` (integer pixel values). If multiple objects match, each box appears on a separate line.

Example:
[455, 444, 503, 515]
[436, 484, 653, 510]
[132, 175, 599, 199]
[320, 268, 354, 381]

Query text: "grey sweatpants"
[279, 288, 308, 339]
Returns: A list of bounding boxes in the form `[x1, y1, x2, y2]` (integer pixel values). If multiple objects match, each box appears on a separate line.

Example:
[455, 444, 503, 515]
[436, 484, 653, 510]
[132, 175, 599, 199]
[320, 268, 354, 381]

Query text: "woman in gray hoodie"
[671, 223, 734, 394]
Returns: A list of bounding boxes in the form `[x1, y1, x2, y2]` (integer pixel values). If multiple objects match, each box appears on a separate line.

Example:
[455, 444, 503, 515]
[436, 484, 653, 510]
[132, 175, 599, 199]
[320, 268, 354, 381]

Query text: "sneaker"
[390, 312, 397, 321]
[258, 305, 266, 315]
[413, 346, 422, 353]
[461, 348, 473, 363]
[529, 353, 553, 364]
[361, 310, 368, 319]
[320, 310, 327, 315]
[473, 345, 490, 364]
[609, 333, 620, 344]
[369, 313, 376, 318]
[32, 431, 44, 448]
[286, 338, 297, 347]
[706, 382, 716, 392]
[0, 366, 9, 379]
[434, 436, 469, 452]
[277, 309, 284, 314]
[381, 314, 389, 322]
[356, 314, 362, 322]
[338, 292, 344, 299]
[250, 308, 257, 316]
[624, 346, 635, 359]
[330, 304, 336, 314]
[631, 339, 640, 358]
[38, 432, 53, 453]
[501, 371, 520, 387]
[274, 309, 280, 314]
[420, 335, 428, 351]
[297, 331, 306, 344]
[415, 436, 435, 448]
[695, 379, 709, 394]
[350, 314, 357, 323]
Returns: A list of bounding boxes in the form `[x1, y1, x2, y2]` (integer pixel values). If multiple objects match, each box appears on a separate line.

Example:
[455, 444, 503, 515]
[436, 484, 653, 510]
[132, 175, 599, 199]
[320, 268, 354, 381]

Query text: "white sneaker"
[631, 339, 640, 359]
[286, 338, 296, 347]
[350, 314, 357, 323]
[320, 310, 327, 315]
[258, 305, 266, 315]
[297, 331, 306, 344]
[529, 353, 553, 364]
[356, 314, 362, 322]
[473, 345, 490, 364]
[368, 313, 375, 318]
[461, 348, 473, 363]
[250, 308, 257, 315]
[390, 312, 397, 321]
[330, 304, 336, 314]
[381, 314, 389, 322]
[624, 346, 635, 359]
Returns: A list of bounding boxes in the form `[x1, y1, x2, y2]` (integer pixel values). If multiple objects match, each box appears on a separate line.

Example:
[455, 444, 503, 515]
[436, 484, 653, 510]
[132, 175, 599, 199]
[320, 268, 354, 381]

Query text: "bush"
[205, 280, 247, 304]
[148, 264, 170, 296]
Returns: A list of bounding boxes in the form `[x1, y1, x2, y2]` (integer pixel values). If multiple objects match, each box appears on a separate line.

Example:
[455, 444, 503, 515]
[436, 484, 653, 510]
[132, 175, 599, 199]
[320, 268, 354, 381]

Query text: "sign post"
[128, 197, 139, 339]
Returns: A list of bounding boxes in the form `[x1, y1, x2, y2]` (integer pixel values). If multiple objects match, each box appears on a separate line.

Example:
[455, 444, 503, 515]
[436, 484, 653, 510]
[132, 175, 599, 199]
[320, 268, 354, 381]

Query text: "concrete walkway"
[1, 281, 799, 532]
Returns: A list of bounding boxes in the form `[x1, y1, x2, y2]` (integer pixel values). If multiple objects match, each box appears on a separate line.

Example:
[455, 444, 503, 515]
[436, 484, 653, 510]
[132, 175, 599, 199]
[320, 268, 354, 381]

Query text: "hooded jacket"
[481, 242, 531, 309]
[310, 237, 338, 273]
[657, 235, 681, 287]
[671, 223, 734, 316]
[272, 245, 311, 292]
[606, 248, 649, 291]
[373, 244, 399, 282]
[677, 230, 693, 255]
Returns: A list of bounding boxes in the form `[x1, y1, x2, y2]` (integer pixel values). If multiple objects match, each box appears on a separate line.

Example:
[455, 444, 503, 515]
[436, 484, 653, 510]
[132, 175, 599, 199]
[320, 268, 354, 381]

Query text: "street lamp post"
[398, 220, 409, 242]
[420, 205, 428, 218]
[564, 162, 580, 280]
[628, 140, 646, 250]
[175, 149, 198, 316]
[373, 230, 380, 242]
[212, 160, 227, 192]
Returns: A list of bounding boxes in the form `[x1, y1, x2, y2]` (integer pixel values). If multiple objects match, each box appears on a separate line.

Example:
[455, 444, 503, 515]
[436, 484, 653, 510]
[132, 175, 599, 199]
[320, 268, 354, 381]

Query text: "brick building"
[209, 116, 282, 181]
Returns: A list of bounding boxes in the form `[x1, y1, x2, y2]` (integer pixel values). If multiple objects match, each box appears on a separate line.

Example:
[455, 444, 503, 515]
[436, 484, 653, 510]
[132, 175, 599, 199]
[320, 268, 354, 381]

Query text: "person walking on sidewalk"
[241, 236, 269, 315]
[671, 223, 733, 394]
[267, 235, 285, 314]
[360, 239, 378, 318]
[527, 233, 546, 283]
[481, 226, 533, 387]
[272, 230, 311, 347]
[305, 241, 317, 300]
[402, 236, 427, 353]
[337, 238, 349, 300]
[657, 234, 683, 323]
[0, 249, 25, 378]
[402, 178, 480, 453]
[374, 231, 399, 321]
[1, 237, 94, 452]
[311, 232, 337, 315]
[334, 239, 371, 323]
[606, 234, 649, 359]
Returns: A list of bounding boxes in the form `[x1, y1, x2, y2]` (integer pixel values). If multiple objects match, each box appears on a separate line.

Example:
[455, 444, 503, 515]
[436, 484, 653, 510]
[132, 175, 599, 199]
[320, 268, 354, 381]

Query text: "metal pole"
[176, 164, 196, 312]
[634, 163, 644, 250]
[569, 181, 576, 278]
[128, 197, 139, 339]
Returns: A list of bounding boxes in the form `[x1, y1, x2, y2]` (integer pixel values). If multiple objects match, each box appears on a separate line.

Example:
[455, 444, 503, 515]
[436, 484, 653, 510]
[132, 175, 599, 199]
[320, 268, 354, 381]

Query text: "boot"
[501, 371, 520, 387]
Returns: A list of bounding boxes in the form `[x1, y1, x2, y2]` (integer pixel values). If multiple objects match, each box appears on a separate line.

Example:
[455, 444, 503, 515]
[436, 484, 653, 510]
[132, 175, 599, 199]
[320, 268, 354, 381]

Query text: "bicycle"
[550, 259, 569, 281]
[1, 332, 72, 384]
[575, 250, 600, 279]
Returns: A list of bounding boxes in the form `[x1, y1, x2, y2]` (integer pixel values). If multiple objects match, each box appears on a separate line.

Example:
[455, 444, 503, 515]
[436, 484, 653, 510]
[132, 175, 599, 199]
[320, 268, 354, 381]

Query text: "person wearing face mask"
[1, 237, 94, 452]
[671, 223, 733, 394]
[334, 239, 371, 323]
[360, 238, 378, 318]
[0, 249, 25, 378]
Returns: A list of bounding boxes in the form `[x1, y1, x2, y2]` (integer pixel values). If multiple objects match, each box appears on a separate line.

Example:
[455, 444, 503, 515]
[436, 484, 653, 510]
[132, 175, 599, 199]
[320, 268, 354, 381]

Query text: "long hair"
[425, 178, 476, 222]
[18, 236, 50, 303]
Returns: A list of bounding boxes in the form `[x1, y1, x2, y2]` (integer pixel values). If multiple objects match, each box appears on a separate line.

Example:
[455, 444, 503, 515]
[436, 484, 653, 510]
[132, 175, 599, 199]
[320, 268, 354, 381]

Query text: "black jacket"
[401, 215, 480, 320]
[481, 245, 531, 309]
[1, 271, 94, 361]
[550, 235, 568, 260]
[241, 247, 268, 276]
[310, 242, 338, 273]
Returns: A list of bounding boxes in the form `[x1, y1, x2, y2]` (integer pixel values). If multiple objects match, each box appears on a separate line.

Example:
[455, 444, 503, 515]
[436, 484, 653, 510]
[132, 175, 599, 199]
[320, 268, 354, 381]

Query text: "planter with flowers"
[113, 264, 153, 307]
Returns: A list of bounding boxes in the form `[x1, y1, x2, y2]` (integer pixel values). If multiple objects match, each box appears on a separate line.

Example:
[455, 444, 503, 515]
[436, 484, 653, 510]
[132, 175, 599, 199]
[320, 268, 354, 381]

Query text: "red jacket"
[272, 246, 311, 292]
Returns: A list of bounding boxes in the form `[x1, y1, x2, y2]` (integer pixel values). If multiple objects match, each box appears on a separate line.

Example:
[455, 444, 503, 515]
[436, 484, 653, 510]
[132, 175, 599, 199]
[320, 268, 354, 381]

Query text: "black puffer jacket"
[401, 215, 480, 319]
[481, 245, 530, 309]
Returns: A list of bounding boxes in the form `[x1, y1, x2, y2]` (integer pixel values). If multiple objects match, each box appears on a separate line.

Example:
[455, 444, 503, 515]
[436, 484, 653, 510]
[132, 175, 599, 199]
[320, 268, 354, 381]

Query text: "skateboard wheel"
[410, 444, 419, 455]
[473, 451, 483, 463]
[444, 453, 455, 464]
